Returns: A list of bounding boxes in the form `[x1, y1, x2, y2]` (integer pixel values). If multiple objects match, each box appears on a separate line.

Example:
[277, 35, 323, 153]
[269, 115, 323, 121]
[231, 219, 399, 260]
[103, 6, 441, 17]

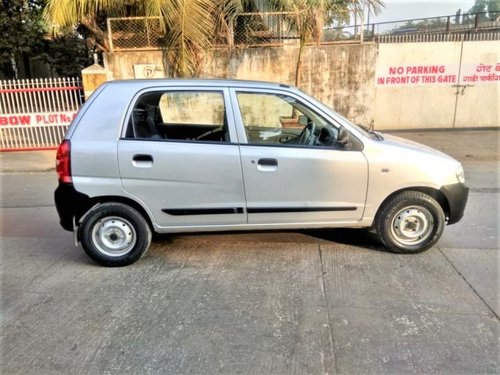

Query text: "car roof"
[102, 78, 294, 90]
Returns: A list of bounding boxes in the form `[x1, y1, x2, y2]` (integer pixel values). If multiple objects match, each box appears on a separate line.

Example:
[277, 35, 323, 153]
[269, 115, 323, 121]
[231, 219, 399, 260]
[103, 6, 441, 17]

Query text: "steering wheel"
[297, 122, 316, 145]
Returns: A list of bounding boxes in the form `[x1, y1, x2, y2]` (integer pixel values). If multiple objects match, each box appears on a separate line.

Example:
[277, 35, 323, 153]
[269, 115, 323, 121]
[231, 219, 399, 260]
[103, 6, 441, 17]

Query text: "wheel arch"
[375, 186, 450, 223]
[76, 195, 155, 232]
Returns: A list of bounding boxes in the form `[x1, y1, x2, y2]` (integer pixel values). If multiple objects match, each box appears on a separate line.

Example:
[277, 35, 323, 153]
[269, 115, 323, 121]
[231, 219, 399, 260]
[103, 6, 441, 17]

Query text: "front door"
[118, 87, 246, 228]
[229, 88, 368, 225]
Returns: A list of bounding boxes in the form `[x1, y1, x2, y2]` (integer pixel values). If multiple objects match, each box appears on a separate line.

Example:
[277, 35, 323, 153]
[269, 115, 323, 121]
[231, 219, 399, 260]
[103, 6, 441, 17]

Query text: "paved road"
[1, 145, 499, 373]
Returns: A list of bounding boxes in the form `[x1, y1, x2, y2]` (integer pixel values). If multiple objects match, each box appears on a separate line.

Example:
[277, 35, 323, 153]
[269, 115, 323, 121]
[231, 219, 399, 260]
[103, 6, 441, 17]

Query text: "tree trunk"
[294, 38, 305, 87]
[81, 16, 110, 52]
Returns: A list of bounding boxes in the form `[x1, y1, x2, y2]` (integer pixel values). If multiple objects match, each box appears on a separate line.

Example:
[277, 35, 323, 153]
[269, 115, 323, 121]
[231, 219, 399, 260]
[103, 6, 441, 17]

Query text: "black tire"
[375, 191, 445, 254]
[79, 202, 152, 267]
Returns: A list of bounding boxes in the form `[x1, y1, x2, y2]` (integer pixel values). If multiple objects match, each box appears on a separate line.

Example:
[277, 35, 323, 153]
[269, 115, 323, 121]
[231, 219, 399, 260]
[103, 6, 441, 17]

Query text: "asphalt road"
[1, 158, 499, 373]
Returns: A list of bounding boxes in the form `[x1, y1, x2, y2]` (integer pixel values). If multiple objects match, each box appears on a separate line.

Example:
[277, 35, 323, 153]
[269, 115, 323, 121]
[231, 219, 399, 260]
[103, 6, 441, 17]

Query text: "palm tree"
[44, 0, 125, 52]
[44, 0, 242, 77]
[44, 0, 383, 79]
[268, 0, 383, 87]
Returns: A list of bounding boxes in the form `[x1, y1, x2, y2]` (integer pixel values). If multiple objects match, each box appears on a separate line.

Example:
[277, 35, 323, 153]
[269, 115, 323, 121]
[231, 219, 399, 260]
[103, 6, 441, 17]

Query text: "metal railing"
[323, 11, 500, 43]
[0, 77, 83, 151]
[376, 30, 500, 43]
[108, 17, 163, 51]
[107, 10, 500, 51]
[108, 12, 302, 51]
[232, 12, 300, 47]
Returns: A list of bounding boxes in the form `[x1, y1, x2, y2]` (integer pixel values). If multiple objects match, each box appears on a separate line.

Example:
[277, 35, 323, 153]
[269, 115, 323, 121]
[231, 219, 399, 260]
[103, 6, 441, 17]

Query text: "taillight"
[56, 140, 72, 183]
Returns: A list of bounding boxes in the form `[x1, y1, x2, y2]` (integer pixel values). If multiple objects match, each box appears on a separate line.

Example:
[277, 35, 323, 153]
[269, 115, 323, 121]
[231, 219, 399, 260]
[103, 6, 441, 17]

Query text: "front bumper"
[440, 182, 469, 225]
[54, 183, 89, 231]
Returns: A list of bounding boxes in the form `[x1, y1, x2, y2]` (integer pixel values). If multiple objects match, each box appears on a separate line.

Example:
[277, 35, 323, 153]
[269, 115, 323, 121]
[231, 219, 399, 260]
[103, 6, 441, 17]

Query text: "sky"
[369, 0, 477, 24]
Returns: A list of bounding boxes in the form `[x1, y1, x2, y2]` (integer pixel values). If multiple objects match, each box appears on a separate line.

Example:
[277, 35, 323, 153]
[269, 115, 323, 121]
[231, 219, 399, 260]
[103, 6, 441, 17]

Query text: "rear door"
[229, 88, 368, 225]
[118, 87, 246, 229]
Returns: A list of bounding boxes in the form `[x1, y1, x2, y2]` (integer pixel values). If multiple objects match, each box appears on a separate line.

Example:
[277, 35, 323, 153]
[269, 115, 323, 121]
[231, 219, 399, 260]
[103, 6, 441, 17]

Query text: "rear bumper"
[54, 183, 89, 231]
[440, 183, 469, 225]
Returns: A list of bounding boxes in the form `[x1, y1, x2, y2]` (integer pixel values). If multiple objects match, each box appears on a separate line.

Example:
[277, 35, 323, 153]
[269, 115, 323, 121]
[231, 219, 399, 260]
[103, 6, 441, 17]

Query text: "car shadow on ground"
[302, 228, 387, 251]
[153, 228, 388, 253]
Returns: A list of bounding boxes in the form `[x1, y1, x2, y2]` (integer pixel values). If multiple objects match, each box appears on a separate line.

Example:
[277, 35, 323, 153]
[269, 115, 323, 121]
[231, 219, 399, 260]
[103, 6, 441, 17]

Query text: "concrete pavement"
[0, 129, 499, 374]
[0, 149, 55, 173]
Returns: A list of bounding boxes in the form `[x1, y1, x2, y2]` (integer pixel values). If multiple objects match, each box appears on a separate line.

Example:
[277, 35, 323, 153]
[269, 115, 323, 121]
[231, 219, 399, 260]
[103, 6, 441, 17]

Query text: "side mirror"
[337, 126, 352, 150]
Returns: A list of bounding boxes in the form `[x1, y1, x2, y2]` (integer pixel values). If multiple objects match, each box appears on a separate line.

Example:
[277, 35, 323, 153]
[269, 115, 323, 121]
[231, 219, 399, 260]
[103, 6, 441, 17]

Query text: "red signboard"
[0, 112, 77, 126]
[376, 63, 500, 86]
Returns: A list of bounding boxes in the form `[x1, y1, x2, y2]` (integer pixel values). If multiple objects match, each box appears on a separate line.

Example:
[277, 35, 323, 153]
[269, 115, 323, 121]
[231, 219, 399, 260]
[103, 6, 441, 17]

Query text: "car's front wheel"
[375, 191, 445, 253]
[79, 202, 152, 266]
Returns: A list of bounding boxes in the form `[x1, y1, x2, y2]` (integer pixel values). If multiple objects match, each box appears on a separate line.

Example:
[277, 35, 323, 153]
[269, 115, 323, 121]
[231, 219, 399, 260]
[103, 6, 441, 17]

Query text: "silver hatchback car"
[55, 79, 468, 266]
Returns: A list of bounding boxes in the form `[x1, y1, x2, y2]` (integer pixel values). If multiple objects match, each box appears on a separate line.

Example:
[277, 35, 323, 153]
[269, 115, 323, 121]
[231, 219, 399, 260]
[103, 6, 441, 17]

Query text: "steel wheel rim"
[391, 206, 434, 246]
[91, 216, 136, 257]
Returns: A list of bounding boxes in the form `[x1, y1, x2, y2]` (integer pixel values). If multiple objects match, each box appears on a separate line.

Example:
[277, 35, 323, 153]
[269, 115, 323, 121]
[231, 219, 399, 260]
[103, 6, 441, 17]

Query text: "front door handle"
[133, 154, 153, 162]
[258, 158, 278, 166]
[132, 154, 153, 168]
[256, 158, 278, 172]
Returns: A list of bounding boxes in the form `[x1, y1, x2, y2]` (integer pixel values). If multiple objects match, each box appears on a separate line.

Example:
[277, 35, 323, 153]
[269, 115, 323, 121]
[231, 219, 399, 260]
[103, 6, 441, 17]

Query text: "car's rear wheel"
[375, 191, 445, 253]
[80, 202, 152, 266]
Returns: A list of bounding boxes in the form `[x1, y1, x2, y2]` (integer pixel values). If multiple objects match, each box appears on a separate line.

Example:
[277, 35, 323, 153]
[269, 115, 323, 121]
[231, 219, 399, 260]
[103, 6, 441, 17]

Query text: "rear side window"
[126, 91, 229, 143]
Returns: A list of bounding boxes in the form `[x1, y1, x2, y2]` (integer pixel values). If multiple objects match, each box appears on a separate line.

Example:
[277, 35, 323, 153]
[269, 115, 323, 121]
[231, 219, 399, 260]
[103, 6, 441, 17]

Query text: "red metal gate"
[0, 77, 83, 151]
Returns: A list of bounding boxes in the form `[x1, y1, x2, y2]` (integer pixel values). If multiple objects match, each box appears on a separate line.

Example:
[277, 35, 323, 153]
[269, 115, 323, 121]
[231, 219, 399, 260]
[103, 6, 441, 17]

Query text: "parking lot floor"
[1, 129, 498, 374]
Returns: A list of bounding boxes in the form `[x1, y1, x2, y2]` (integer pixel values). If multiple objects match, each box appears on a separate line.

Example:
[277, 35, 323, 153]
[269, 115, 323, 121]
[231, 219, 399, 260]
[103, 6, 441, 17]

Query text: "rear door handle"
[132, 154, 153, 168]
[258, 158, 278, 166]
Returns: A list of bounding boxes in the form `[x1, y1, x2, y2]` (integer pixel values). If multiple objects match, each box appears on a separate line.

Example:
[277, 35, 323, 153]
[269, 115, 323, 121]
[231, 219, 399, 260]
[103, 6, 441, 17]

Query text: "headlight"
[456, 165, 465, 184]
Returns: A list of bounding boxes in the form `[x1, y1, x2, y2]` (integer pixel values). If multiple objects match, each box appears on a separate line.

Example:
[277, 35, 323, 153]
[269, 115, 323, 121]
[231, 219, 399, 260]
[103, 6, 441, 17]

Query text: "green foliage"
[0, 0, 92, 78]
[0, 0, 46, 77]
[265, 0, 383, 86]
[468, 0, 500, 20]
[147, 0, 218, 77]
[44, 0, 246, 77]
[486, 0, 500, 19]
[37, 34, 93, 77]
[43, 0, 384, 79]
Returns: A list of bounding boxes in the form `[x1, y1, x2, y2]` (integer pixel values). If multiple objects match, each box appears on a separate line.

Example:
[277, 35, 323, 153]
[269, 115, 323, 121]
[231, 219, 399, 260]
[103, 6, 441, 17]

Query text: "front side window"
[236, 92, 341, 148]
[126, 91, 229, 143]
